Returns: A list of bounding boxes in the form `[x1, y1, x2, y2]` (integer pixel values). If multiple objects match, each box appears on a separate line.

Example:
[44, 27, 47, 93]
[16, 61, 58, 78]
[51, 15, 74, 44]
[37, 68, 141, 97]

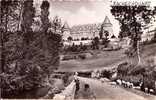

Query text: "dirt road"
[76, 77, 156, 100]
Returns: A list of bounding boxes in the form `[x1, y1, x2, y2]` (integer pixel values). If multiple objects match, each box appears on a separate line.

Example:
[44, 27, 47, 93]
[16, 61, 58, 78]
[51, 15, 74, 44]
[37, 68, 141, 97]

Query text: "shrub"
[101, 70, 113, 79]
[1, 64, 44, 98]
[1, 31, 62, 98]
[78, 54, 86, 59]
[62, 55, 76, 61]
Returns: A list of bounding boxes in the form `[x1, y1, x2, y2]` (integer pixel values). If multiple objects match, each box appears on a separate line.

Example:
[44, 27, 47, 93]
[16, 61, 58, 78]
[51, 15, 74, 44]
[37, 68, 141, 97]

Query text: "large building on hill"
[141, 24, 156, 42]
[62, 16, 114, 41]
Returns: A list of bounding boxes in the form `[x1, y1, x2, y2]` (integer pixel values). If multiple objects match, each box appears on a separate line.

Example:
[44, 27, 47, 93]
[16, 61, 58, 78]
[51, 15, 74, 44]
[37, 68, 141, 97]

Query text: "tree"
[39, 1, 63, 72]
[21, 0, 35, 45]
[0, 0, 19, 72]
[111, 6, 156, 65]
[52, 16, 62, 33]
[102, 38, 110, 48]
[99, 25, 104, 39]
[0, 0, 42, 96]
[104, 30, 109, 39]
[21, 0, 35, 33]
[67, 36, 73, 41]
[153, 28, 156, 40]
[0, 0, 64, 97]
[40, 0, 50, 33]
[92, 37, 99, 49]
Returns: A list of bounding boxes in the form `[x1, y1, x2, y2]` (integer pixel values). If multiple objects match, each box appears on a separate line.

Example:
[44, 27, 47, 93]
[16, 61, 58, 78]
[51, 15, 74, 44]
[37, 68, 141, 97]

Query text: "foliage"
[63, 43, 89, 53]
[99, 25, 103, 39]
[1, 30, 62, 97]
[21, 0, 35, 33]
[104, 30, 109, 38]
[0, 0, 63, 98]
[142, 38, 156, 45]
[102, 38, 110, 47]
[111, 6, 156, 61]
[0, 31, 45, 97]
[0, 0, 20, 32]
[0, 0, 21, 72]
[116, 61, 156, 88]
[40, 0, 50, 33]
[111, 6, 155, 39]
[67, 36, 73, 41]
[91, 37, 99, 49]
[78, 54, 86, 60]
[70, 43, 80, 52]
[51, 16, 62, 33]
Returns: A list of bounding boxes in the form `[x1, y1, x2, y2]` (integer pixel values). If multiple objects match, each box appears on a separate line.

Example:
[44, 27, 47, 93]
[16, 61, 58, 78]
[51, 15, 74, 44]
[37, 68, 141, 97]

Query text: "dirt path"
[76, 77, 156, 100]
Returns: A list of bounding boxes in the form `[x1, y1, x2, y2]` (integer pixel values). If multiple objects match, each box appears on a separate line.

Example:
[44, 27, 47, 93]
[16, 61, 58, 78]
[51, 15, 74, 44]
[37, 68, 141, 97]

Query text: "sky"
[34, 0, 120, 35]
[34, 0, 156, 36]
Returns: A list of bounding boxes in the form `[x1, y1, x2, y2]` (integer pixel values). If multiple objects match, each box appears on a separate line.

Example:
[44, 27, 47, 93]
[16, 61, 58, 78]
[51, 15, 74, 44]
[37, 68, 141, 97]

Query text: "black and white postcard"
[0, 0, 156, 99]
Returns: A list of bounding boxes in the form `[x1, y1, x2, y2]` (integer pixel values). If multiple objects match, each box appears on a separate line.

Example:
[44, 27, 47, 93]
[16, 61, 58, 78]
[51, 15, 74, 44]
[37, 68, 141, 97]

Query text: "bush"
[101, 38, 110, 47]
[78, 71, 91, 78]
[101, 70, 114, 79]
[62, 55, 76, 61]
[78, 54, 86, 59]
[142, 38, 156, 45]
[1, 65, 45, 98]
[1, 31, 62, 98]
[117, 62, 156, 89]
[91, 37, 99, 50]
[62, 72, 74, 86]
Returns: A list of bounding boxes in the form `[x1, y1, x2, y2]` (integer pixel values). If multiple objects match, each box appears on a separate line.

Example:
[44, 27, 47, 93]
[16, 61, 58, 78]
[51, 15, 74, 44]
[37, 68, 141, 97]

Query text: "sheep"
[133, 86, 141, 90]
[126, 82, 133, 88]
[110, 82, 117, 85]
[149, 89, 154, 93]
[122, 80, 127, 88]
[116, 79, 122, 85]
[144, 88, 149, 93]
[116, 79, 135, 88]
[141, 77, 156, 94]
[91, 71, 96, 78]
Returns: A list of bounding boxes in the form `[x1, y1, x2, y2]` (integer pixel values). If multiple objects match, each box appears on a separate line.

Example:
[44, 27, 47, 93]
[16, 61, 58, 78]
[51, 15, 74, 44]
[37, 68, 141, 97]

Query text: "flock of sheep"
[90, 69, 156, 95]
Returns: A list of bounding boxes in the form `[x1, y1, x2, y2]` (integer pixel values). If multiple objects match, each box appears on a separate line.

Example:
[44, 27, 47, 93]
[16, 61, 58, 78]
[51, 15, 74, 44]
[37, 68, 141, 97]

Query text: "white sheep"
[145, 87, 149, 93]
[126, 82, 133, 88]
[149, 89, 154, 93]
[133, 86, 141, 90]
[116, 79, 122, 85]
[122, 80, 127, 87]
[130, 82, 134, 88]
[110, 82, 117, 85]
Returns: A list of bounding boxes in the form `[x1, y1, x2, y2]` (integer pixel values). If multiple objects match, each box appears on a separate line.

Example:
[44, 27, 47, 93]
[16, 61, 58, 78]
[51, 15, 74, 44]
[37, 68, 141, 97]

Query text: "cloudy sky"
[34, 0, 156, 36]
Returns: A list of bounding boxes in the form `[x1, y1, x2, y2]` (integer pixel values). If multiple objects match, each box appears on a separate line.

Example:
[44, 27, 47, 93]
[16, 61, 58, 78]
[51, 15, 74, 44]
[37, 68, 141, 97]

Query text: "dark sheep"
[141, 71, 156, 95]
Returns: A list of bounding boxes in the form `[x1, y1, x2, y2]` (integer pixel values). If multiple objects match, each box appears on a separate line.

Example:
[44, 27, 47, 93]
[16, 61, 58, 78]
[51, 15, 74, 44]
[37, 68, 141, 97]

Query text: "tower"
[102, 16, 113, 38]
[62, 22, 71, 41]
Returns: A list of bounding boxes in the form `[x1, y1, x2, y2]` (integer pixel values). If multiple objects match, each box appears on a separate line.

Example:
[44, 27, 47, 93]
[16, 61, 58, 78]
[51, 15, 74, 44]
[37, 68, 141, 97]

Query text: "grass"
[57, 43, 156, 72]
[58, 49, 126, 72]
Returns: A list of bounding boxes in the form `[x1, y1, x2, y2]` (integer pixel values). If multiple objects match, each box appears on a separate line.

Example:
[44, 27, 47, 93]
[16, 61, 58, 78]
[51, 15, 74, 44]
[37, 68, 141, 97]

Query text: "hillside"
[57, 43, 156, 72]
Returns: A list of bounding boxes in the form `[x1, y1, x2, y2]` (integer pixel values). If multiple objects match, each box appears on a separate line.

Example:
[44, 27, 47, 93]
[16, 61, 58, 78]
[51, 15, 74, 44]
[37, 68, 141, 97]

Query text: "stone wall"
[53, 80, 76, 100]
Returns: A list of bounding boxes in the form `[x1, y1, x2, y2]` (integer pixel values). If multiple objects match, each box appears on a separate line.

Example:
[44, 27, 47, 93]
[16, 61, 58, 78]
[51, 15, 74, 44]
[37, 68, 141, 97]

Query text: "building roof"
[70, 23, 100, 34]
[63, 22, 70, 29]
[102, 16, 112, 27]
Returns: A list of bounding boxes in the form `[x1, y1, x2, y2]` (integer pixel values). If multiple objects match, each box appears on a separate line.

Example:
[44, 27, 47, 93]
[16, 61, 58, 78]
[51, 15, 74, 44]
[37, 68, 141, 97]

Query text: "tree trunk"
[137, 40, 141, 65]
[18, 0, 24, 31]
[0, 1, 8, 73]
